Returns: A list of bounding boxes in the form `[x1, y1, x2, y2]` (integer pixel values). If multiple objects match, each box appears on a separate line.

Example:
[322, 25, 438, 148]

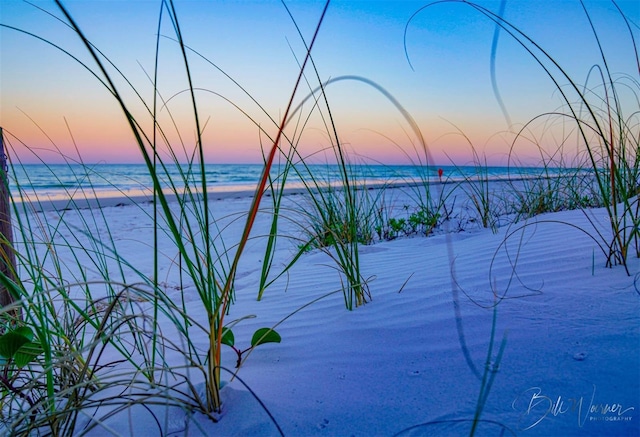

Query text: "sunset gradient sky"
[1, 0, 638, 165]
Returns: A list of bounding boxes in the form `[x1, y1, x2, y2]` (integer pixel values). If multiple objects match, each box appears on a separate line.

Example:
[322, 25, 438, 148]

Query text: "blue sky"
[1, 0, 638, 165]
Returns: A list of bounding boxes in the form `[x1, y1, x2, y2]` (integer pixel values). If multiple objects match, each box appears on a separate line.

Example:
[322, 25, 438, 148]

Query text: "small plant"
[408, 206, 440, 235]
[374, 203, 443, 241]
[0, 325, 44, 414]
[0, 326, 43, 368]
[221, 324, 281, 369]
[374, 216, 407, 240]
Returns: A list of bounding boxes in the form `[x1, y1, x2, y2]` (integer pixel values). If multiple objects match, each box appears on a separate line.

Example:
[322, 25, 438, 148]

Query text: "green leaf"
[13, 326, 34, 341]
[0, 274, 24, 301]
[0, 330, 32, 359]
[14, 341, 44, 368]
[251, 328, 281, 348]
[221, 327, 235, 347]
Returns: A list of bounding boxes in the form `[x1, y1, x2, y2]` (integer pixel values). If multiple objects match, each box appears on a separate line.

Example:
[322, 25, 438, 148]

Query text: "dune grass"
[293, 164, 372, 310]
[0, 0, 335, 431]
[405, 0, 638, 269]
[0, 149, 179, 432]
[401, 1, 638, 434]
[463, 0, 637, 271]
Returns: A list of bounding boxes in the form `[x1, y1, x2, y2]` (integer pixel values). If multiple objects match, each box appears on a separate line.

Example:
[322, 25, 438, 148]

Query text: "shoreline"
[12, 173, 577, 212]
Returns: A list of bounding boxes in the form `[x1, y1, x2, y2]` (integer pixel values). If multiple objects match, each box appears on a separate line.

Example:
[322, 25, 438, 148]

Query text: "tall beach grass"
[1, 0, 336, 430]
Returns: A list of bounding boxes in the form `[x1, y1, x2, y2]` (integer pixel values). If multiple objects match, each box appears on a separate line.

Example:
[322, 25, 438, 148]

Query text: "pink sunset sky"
[1, 0, 638, 166]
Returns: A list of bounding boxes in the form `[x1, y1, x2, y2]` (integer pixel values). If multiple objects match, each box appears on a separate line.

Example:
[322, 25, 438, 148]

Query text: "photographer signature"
[512, 385, 635, 430]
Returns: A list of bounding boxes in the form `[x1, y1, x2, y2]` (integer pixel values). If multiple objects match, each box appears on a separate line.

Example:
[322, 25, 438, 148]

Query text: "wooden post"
[0, 127, 17, 310]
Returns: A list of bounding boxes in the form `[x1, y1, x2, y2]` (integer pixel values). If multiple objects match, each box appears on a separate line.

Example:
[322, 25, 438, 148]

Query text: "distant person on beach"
[438, 168, 443, 182]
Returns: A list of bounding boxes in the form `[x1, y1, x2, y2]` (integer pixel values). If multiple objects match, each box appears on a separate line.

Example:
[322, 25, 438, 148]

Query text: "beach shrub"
[388, 217, 408, 238]
[376, 205, 441, 241]
[408, 206, 441, 235]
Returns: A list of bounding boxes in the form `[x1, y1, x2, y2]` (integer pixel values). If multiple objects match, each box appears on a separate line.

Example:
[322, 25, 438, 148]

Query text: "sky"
[1, 0, 638, 166]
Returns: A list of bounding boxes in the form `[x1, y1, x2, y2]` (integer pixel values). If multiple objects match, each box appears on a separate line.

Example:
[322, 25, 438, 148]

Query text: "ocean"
[6, 163, 558, 203]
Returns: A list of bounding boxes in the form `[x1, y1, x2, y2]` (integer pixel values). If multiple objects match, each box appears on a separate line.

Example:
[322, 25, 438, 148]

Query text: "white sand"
[15, 185, 639, 436]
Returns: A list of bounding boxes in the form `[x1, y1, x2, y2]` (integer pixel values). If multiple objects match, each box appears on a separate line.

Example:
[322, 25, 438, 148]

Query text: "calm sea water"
[7, 163, 556, 201]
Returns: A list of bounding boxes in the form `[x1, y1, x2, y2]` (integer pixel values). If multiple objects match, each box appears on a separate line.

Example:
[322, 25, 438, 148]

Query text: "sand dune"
[11, 186, 640, 436]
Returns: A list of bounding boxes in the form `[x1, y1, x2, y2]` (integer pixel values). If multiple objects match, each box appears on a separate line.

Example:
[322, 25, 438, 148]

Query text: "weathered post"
[0, 127, 17, 310]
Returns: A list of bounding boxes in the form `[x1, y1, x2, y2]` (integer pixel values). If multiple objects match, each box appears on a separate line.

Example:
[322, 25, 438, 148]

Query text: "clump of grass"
[1, 0, 335, 423]
[464, 0, 638, 270]
[447, 128, 509, 233]
[55, 0, 335, 415]
[276, 67, 379, 311]
[0, 155, 193, 432]
[508, 166, 598, 220]
[300, 169, 378, 249]
[407, 0, 638, 272]
[292, 161, 372, 310]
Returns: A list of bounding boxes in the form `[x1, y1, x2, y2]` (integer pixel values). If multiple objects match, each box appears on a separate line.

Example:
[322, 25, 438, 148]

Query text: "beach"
[2, 0, 637, 435]
[8, 181, 638, 436]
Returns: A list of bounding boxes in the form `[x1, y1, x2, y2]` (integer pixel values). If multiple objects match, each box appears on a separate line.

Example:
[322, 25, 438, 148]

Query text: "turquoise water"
[7, 163, 562, 200]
